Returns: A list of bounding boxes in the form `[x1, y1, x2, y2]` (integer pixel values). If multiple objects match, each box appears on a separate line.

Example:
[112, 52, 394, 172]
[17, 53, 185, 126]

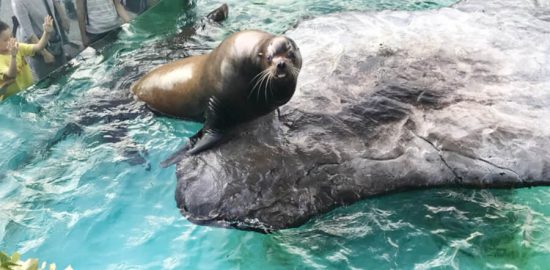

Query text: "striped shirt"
[86, 0, 122, 34]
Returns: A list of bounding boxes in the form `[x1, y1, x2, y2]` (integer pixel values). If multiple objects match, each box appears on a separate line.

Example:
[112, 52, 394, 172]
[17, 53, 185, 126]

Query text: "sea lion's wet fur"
[132, 30, 302, 165]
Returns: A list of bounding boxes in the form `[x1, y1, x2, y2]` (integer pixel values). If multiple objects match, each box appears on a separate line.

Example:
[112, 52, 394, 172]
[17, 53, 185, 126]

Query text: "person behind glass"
[12, 0, 72, 80]
[0, 16, 54, 101]
[75, 0, 130, 47]
[120, 0, 147, 14]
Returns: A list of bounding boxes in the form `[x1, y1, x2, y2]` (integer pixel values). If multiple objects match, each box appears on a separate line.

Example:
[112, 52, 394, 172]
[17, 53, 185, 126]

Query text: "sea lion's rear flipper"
[160, 140, 192, 168]
[160, 129, 204, 168]
[160, 129, 224, 167]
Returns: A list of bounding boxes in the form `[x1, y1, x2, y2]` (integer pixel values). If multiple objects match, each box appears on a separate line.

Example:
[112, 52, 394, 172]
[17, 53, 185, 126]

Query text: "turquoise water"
[1, 0, 549, 269]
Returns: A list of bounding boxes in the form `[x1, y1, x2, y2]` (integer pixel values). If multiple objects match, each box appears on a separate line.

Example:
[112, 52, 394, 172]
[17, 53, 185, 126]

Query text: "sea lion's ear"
[258, 52, 263, 57]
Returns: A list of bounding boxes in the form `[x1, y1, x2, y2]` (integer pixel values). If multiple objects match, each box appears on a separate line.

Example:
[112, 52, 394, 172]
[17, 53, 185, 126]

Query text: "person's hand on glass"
[8, 38, 19, 57]
[43, 16, 54, 33]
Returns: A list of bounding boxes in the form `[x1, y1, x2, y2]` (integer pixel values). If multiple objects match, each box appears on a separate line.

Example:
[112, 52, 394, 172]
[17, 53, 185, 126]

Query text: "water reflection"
[270, 189, 550, 269]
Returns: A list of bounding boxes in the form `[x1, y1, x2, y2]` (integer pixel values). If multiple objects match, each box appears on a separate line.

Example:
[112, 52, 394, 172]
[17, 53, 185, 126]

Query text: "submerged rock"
[174, 0, 550, 232]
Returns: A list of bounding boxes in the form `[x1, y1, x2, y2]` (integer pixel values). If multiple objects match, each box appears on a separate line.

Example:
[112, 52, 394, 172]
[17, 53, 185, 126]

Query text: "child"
[0, 16, 53, 101]
[12, 0, 73, 80]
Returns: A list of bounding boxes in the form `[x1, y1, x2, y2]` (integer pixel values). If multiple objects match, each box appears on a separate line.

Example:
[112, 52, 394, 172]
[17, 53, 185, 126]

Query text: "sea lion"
[206, 3, 229, 23]
[131, 30, 302, 166]
[176, 3, 229, 40]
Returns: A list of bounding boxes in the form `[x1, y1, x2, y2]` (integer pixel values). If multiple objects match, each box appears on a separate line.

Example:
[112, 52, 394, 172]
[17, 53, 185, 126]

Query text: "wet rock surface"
[175, 0, 550, 231]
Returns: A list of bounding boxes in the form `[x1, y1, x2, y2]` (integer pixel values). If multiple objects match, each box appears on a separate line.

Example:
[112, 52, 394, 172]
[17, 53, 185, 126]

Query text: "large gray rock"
[174, 0, 550, 232]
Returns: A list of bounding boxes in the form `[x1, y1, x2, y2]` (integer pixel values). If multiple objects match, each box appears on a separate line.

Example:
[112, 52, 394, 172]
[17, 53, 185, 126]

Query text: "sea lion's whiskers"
[250, 70, 265, 86]
[249, 69, 269, 100]
[257, 71, 270, 103]
[251, 69, 267, 91]
[260, 71, 272, 103]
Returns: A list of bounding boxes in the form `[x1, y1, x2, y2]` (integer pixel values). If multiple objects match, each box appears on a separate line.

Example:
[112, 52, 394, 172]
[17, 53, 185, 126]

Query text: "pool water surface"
[1, 0, 549, 269]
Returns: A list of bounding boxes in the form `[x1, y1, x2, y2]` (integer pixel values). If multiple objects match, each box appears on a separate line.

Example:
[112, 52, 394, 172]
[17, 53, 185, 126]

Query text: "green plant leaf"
[9, 253, 20, 264]
[0, 251, 72, 270]
[0, 251, 22, 270]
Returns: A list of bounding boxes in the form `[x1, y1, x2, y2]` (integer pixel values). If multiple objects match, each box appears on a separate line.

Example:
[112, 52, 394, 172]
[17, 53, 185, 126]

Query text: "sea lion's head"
[258, 36, 302, 82]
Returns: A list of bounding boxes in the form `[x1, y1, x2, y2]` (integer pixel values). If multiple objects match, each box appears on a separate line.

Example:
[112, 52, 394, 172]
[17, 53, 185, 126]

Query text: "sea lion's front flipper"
[185, 95, 229, 155]
[187, 130, 224, 155]
[160, 96, 229, 167]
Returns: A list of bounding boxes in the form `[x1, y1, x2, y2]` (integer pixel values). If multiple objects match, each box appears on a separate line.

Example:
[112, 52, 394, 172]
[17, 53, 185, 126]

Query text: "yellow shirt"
[0, 43, 35, 101]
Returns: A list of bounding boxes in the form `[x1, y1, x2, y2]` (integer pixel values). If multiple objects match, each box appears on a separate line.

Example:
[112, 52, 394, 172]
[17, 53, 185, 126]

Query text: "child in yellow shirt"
[0, 16, 54, 101]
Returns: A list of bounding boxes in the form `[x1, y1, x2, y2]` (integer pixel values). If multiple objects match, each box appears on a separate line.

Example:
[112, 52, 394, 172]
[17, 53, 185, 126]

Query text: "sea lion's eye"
[267, 55, 273, 62]
[288, 51, 295, 59]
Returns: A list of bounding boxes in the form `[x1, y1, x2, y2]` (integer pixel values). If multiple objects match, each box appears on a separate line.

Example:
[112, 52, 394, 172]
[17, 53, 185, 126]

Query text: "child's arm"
[6, 38, 18, 79]
[29, 34, 55, 63]
[32, 16, 54, 54]
[113, 0, 131, 23]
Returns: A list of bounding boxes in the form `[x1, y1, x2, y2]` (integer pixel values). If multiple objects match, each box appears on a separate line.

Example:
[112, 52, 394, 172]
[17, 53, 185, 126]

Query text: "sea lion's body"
[132, 29, 302, 165]
[132, 55, 208, 120]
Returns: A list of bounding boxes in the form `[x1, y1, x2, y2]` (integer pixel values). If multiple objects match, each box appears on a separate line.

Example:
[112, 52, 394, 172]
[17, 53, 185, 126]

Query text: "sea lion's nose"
[277, 61, 286, 69]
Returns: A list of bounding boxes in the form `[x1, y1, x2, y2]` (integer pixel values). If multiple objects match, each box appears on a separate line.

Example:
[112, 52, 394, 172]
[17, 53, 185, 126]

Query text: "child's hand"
[43, 16, 54, 33]
[42, 50, 55, 63]
[8, 38, 19, 57]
